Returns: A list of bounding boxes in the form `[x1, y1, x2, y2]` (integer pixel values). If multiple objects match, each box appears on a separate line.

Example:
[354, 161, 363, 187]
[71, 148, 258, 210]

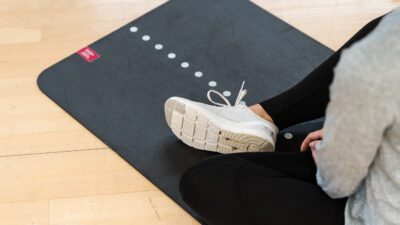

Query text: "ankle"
[250, 104, 274, 123]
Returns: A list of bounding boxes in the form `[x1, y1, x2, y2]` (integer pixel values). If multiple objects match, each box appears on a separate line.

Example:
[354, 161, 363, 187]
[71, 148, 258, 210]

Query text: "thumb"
[309, 141, 317, 151]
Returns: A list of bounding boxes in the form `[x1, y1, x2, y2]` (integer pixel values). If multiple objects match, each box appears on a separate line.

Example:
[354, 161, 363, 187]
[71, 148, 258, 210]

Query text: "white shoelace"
[207, 81, 247, 107]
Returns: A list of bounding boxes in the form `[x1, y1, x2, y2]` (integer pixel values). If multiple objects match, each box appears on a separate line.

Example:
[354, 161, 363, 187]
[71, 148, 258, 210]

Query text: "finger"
[300, 131, 318, 151]
[301, 133, 314, 151]
[300, 137, 310, 151]
[309, 131, 322, 140]
[309, 141, 316, 151]
[309, 140, 321, 151]
[301, 130, 323, 151]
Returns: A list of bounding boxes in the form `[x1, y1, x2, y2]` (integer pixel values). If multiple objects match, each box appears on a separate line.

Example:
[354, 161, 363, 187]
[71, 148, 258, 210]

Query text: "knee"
[179, 155, 246, 224]
[180, 155, 242, 200]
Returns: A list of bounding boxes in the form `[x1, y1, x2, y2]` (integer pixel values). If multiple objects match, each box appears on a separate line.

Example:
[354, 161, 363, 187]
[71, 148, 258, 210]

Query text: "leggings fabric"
[260, 16, 383, 129]
[180, 16, 383, 225]
[180, 152, 347, 225]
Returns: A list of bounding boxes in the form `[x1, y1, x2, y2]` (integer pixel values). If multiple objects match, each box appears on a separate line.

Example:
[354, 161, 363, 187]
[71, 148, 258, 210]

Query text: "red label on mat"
[77, 47, 100, 62]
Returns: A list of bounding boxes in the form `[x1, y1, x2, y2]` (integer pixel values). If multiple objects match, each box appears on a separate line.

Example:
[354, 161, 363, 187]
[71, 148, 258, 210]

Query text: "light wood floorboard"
[0, 0, 398, 224]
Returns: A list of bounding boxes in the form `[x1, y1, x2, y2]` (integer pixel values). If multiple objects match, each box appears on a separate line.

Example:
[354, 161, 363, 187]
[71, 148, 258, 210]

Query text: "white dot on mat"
[181, 62, 189, 68]
[129, 26, 138, 32]
[155, 44, 163, 50]
[223, 91, 231, 97]
[168, 53, 176, 59]
[208, 81, 217, 87]
[284, 132, 293, 140]
[194, 71, 203, 77]
[142, 35, 151, 41]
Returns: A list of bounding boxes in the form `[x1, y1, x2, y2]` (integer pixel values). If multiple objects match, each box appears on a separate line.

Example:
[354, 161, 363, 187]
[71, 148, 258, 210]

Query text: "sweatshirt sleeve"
[315, 30, 396, 199]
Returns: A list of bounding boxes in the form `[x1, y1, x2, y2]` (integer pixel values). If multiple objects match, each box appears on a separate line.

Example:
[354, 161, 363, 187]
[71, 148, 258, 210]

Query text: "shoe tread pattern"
[165, 99, 274, 154]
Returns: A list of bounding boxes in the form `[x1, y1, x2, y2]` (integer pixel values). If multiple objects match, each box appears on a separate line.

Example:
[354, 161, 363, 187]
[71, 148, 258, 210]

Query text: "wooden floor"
[0, 0, 398, 224]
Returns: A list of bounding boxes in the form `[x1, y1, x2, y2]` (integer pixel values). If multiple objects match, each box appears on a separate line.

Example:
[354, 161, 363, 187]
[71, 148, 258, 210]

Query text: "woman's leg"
[256, 15, 384, 129]
[180, 17, 385, 224]
[180, 152, 347, 225]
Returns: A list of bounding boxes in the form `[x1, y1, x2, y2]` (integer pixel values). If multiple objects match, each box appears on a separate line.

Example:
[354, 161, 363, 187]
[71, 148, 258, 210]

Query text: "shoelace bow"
[207, 81, 247, 107]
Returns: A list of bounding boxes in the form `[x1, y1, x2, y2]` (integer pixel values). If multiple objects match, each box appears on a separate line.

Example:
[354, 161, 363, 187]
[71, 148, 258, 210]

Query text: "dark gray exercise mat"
[37, 0, 332, 221]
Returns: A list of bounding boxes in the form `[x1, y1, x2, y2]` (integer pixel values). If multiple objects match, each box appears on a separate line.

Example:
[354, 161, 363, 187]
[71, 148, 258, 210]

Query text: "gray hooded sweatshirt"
[316, 8, 400, 225]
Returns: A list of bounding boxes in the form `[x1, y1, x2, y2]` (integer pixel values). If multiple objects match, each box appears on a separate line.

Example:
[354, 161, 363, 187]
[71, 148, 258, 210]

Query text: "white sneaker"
[164, 82, 279, 154]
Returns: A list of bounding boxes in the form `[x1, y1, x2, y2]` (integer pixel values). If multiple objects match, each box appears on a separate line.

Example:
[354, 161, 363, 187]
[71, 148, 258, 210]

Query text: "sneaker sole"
[165, 97, 274, 154]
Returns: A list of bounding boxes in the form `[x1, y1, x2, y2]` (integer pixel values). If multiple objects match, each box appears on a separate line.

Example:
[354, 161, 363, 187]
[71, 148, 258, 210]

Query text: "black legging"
[180, 15, 384, 225]
[260, 14, 383, 129]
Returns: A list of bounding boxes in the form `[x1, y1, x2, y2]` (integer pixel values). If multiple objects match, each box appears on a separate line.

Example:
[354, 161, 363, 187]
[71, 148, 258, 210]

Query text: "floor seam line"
[0, 147, 109, 158]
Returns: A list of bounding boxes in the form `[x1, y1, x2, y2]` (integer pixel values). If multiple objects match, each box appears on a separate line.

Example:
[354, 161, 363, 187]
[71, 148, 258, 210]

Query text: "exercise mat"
[38, 0, 332, 221]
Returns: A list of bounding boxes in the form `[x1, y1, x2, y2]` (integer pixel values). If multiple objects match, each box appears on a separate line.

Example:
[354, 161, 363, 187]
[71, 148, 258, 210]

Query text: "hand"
[300, 129, 323, 152]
